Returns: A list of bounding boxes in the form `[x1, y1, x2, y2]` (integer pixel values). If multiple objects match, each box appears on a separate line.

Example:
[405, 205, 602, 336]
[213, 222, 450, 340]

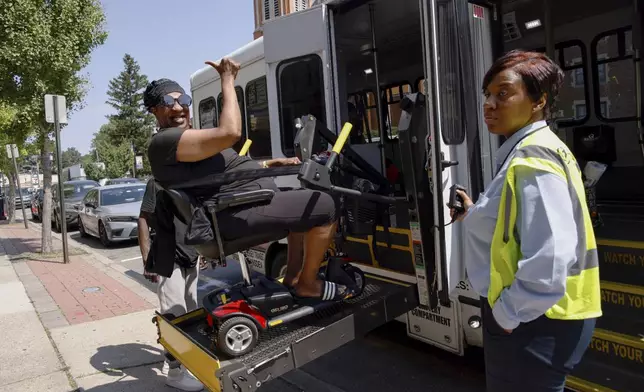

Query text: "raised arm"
[174, 58, 242, 162]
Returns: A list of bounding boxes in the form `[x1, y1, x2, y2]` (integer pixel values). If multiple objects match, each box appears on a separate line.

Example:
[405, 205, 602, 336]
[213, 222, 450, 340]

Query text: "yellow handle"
[332, 122, 353, 154]
[239, 139, 252, 156]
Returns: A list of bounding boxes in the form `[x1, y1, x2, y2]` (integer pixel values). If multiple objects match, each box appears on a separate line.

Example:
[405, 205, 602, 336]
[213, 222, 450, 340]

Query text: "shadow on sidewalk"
[80, 343, 173, 391]
[69, 232, 138, 251]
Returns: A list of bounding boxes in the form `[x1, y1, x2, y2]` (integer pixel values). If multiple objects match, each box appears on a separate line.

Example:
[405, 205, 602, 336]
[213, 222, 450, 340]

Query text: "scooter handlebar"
[325, 122, 353, 170]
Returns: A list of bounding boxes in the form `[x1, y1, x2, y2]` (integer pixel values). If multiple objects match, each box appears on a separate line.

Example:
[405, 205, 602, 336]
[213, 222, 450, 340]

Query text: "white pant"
[158, 262, 199, 366]
[158, 262, 199, 317]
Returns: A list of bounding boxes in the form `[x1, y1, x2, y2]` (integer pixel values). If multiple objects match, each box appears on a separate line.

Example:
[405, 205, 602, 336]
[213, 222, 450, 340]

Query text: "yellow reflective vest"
[487, 128, 602, 320]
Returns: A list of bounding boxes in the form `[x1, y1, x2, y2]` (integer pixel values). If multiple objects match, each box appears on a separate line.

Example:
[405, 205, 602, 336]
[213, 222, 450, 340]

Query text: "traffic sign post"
[45, 94, 69, 263]
[5, 144, 29, 229]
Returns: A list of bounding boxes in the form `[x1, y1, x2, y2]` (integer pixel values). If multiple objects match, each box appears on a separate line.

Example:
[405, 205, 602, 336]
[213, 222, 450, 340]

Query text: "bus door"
[263, 4, 337, 190]
[403, 0, 493, 354]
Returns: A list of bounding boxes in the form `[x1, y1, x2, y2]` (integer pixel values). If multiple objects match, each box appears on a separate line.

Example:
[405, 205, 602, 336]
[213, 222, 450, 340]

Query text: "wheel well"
[264, 242, 287, 275]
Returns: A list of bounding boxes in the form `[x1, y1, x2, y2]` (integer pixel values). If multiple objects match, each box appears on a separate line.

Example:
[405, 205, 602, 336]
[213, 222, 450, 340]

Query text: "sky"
[61, 0, 255, 154]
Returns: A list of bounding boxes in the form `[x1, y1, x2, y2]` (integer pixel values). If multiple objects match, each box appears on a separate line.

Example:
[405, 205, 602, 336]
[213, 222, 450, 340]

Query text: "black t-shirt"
[140, 178, 199, 268]
[147, 127, 277, 198]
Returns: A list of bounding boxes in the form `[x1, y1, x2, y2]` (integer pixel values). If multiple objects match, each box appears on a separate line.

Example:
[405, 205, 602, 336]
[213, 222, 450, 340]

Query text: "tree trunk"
[7, 171, 16, 223]
[40, 130, 54, 253]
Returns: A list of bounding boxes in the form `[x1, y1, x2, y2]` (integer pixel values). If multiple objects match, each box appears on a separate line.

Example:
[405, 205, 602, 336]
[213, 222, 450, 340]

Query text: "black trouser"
[481, 298, 596, 392]
[217, 188, 339, 240]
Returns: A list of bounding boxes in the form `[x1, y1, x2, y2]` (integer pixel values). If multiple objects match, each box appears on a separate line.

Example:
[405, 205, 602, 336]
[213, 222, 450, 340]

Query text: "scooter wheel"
[216, 316, 259, 358]
[342, 264, 366, 297]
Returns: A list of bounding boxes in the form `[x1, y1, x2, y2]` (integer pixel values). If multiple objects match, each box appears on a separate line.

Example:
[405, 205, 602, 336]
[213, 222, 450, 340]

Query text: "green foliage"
[59, 147, 82, 168]
[83, 162, 105, 181]
[90, 123, 133, 179]
[0, 0, 108, 252]
[100, 54, 155, 175]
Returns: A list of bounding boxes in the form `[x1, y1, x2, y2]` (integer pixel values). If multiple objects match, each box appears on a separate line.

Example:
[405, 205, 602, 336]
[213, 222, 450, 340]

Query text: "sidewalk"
[0, 221, 355, 392]
[0, 222, 174, 391]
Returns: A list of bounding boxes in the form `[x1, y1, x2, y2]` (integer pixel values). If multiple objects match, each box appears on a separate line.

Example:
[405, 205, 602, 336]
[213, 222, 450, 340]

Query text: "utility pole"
[45, 94, 70, 263]
[131, 142, 137, 178]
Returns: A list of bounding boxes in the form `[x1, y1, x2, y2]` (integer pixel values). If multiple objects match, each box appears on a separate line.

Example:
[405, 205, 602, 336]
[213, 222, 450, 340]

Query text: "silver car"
[78, 183, 146, 247]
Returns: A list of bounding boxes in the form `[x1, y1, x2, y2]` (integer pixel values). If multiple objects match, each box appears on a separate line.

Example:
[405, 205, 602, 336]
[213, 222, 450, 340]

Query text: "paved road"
[22, 211, 487, 392]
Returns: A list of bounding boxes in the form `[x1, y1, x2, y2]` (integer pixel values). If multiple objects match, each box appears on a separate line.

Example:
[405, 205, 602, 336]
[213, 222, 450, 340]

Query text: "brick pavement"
[0, 223, 155, 326]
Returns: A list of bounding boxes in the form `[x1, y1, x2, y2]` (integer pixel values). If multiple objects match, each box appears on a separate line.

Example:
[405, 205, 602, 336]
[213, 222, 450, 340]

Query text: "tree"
[0, 0, 108, 252]
[103, 54, 155, 176]
[59, 147, 82, 168]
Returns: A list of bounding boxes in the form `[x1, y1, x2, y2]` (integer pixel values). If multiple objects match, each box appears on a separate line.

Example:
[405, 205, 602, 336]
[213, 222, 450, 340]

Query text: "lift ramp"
[155, 274, 419, 392]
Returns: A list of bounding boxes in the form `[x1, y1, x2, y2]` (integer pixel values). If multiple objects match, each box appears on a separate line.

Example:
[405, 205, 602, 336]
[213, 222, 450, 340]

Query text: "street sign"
[5, 144, 18, 159]
[135, 155, 143, 170]
[45, 93, 70, 263]
[44, 94, 68, 124]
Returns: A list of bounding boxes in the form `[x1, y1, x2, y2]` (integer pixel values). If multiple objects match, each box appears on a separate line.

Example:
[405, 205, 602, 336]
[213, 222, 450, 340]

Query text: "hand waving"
[205, 58, 240, 79]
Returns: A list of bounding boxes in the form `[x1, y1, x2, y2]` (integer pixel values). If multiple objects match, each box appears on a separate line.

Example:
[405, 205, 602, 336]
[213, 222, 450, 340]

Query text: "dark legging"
[216, 188, 338, 240]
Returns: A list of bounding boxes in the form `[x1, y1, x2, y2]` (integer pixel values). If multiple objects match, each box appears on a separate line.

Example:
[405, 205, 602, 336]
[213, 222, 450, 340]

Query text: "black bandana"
[143, 79, 186, 110]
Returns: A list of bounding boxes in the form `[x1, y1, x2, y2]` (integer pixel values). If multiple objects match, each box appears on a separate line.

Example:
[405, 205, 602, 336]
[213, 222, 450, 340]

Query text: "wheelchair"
[157, 116, 402, 357]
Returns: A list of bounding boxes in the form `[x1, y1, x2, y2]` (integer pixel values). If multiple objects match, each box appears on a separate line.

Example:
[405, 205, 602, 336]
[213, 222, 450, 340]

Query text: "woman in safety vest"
[450, 50, 602, 392]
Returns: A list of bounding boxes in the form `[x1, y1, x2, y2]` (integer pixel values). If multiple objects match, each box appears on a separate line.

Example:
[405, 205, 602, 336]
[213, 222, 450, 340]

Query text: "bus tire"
[270, 249, 287, 280]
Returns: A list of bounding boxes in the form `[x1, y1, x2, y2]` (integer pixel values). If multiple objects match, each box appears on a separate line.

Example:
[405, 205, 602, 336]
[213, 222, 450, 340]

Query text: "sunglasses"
[161, 94, 192, 108]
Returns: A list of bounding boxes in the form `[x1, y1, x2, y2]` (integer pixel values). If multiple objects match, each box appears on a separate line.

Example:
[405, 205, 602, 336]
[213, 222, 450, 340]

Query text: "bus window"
[533, 41, 590, 127]
[198, 97, 217, 129]
[385, 83, 412, 138]
[591, 27, 637, 122]
[217, 86, 247, 152]
[245, 76, 272, 159]
[277, 55, 326, 157]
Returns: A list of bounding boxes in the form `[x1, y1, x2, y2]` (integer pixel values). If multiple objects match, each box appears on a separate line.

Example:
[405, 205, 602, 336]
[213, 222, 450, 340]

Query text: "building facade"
[253, 0, 314, 39]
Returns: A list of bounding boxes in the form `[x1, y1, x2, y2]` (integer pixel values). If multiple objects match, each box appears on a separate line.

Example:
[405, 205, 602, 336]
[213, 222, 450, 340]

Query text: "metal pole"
[53, 98, 70, 263]
[544, 0, 555, 59]
[131, 142, 137, 178]
[11, 148, 29, 229]
[369, 3, 387, 177]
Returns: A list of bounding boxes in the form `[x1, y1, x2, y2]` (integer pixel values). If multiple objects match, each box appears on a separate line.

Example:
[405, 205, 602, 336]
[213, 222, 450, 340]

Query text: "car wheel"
[78, 218, 88, 238]
[99, 221, 111, 247]
[52, 215, 61, 233]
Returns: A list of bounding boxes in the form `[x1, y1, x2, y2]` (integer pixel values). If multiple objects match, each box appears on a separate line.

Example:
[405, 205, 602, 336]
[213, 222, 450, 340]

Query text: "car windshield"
[63, 183, 98, 199]
[100, 185, 146, 206]
[20, 188, 30, 195]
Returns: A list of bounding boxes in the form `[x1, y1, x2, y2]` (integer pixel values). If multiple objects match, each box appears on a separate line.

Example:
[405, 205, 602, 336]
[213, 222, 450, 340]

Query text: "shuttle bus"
[166, 1, 643, 391]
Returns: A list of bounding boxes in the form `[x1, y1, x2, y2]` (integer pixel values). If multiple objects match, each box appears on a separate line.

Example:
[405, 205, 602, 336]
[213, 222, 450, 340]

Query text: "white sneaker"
[166, 366, 204, 391]
[161, 361, 170, 376]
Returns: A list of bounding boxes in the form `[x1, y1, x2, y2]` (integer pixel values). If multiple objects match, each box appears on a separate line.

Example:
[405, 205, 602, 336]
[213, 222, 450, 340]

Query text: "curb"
[25, 221, 158, 307]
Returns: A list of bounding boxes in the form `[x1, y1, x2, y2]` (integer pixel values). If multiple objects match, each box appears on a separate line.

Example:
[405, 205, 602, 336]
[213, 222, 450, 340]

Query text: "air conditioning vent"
[503, 12, 522, 42]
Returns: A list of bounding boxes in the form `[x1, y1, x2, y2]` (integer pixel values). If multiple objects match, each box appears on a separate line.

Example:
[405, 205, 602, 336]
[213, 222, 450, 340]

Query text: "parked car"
[104, 178, 142, 186]
[15, 187, 32, 209]
[78, 183, 146, 247]
[52, 180, 100, 232]
[31, 188, 44, 221]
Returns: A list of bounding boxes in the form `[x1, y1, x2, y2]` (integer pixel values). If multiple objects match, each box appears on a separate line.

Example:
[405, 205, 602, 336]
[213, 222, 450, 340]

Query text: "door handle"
[440, 152, 459, 171]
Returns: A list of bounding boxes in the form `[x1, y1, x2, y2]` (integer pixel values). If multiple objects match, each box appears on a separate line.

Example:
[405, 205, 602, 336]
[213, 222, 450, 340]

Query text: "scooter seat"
[161, 184, 289, 260]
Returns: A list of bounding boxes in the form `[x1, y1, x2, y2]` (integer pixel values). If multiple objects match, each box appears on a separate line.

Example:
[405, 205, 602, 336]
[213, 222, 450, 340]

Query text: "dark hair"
[482, 49, 564, 117]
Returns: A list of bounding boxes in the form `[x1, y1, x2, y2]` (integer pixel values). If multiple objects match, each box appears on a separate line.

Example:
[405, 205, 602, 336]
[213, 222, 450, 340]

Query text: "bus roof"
[190, 36, 265, 91]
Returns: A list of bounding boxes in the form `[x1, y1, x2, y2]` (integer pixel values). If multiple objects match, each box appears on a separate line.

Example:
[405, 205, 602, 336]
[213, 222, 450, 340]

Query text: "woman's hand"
[264, 157, 301, 167]
[205, 58, 240, 79]
[448, 189, 474, 222]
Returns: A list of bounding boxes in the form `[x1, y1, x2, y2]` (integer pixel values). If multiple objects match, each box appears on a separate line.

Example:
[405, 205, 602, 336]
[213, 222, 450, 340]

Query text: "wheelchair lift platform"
[155, 274, 419, 392]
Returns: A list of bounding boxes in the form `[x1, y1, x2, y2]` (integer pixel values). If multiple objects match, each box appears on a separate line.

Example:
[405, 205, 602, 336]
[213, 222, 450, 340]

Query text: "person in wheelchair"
[143, 58, 354, 302]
